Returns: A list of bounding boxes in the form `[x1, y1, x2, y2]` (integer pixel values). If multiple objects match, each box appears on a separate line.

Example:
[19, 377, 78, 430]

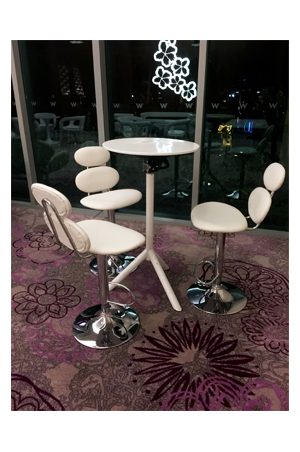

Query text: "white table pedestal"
[104, 137, 199, 312]
[109, 170, 181, 311]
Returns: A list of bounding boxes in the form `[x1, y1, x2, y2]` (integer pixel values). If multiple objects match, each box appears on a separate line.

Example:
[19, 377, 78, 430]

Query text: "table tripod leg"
[109, 249, 147, 290]
[148, 249, 182, 311]
[156, 253, 169, 270]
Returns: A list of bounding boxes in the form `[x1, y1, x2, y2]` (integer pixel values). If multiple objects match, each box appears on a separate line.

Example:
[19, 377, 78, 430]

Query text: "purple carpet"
[11, 204, 289, 410]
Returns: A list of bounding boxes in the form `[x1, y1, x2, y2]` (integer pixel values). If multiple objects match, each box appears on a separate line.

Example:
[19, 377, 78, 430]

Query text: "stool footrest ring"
[196, 260, 219, 287]
[108, 282, 135, 306]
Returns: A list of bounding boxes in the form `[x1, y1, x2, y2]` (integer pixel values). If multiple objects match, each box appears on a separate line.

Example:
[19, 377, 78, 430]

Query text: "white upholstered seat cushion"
[80, 189, 142, 211]
[77, 219, 145, 255]
[191, 202, 248, 233]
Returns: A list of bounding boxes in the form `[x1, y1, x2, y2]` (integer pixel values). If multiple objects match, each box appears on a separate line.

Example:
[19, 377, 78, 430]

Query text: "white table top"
[103, 137, 199, 157]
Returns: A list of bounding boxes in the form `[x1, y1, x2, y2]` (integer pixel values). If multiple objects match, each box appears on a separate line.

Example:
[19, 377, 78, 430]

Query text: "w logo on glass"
[152, 40, 197, 102]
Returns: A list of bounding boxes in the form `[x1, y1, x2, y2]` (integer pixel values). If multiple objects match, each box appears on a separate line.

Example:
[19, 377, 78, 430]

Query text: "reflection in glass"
[11, 83, 30, 201]
[17, 40, 98, 204]
[201, 41, 288, 231]
[105, 40, 199, 219]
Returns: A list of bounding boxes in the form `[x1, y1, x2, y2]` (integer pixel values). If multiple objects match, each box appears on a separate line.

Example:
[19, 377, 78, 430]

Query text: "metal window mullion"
[92, 40, 109, 145]
[11, 41, 37, 203]
[191, 40, 207, 209]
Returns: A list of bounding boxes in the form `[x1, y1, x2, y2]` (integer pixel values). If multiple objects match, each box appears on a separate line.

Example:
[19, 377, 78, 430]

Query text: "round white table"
[103, 137, 199, 312]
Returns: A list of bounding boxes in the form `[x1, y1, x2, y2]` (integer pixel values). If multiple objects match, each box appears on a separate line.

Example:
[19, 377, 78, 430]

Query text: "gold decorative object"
[218, 124, 232, 150]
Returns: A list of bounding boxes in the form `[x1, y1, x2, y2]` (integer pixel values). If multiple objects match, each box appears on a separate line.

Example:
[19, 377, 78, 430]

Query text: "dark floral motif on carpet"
[223, 261, 289, 355]
[224, 260, 288, 302]
[11, 373, 64, 411]
[13, 230, 73, 264]
[12, 279, 81, 324]
[241, 315, 288, 354]
[133, 319, 259, 410]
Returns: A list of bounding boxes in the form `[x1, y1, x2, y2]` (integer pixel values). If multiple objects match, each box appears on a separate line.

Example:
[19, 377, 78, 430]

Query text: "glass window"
[201, 40, 288, 231]
[11, 83, 30, 201]
[13, 40, 288, 231]
[17, 40, 98, 204]
[105, 40, 199, 219]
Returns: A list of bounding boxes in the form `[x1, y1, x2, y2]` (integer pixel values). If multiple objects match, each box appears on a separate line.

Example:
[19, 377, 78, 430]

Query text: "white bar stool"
[31, 183, 145, 349]
[74, 146, 142, 277]
[187, 163, 286, 314]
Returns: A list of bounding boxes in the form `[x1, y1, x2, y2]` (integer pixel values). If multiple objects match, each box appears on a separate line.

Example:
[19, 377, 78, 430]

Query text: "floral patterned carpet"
[11, 204, 289, 411]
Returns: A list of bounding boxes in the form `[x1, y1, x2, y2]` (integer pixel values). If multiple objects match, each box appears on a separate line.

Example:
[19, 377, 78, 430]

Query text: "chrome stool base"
[187, 281, 247, 315]
[89, 254, 136, 278]
[73, 303, 140, 349]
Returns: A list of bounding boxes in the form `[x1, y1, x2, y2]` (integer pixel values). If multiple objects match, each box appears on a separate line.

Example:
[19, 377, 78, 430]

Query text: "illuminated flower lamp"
[152, 40, 197, 101]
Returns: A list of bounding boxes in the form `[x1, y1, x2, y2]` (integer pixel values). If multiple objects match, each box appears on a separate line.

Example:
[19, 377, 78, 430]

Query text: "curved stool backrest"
[75, 166, 120, 194]
[263, 162, 286, 194]
[31, 183, 90, 254]
[32, 183, 71, 216]
[247, 162, 285, 227]
[248, 187, 272, 226]
[44, 215, 91, 255]
[74, 146, 110, 167]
